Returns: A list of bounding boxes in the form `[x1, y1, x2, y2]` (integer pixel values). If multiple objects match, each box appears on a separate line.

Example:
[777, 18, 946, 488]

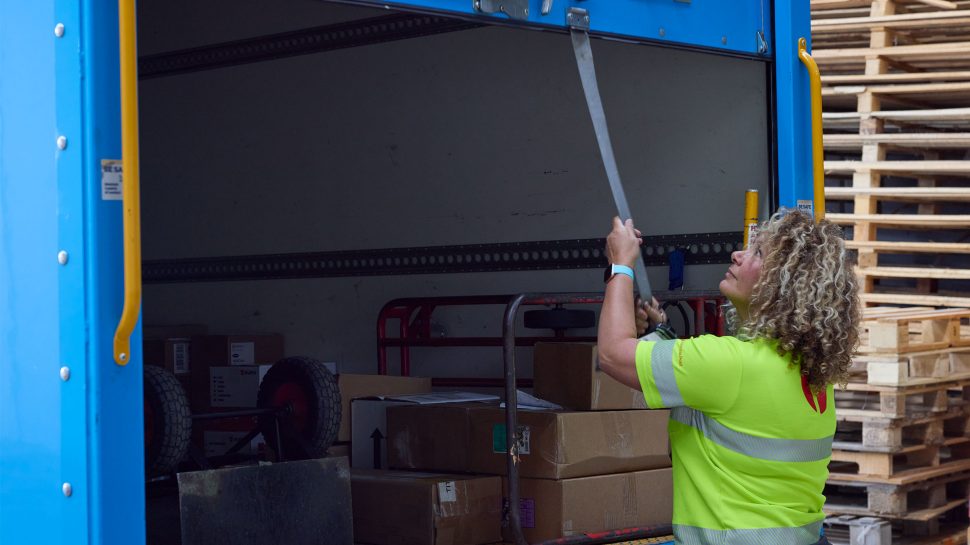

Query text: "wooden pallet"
[813, 0, 970, 309]
[862, 294, 970, 309]
[824, 134, 970, 152]
[859, 309, 970, 354]
[825, 469, 970, 517]
[829, 213, 970, 229]
[830, 437, 970, 478]
[835, 405, 970, 450]
[835, 379, 968, 419]
[851, 348, 970, 386]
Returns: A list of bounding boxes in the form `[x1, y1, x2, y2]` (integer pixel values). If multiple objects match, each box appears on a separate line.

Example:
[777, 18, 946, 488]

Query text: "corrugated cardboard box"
[389, 405, 670, 479]
[533, 343, 647, 411]
[468, 408, 670, 479]
[337, 374, 432, 442]
[354, 393, 497, 469]
[504, 467, 673, 543]
[189, 334, 283, 412]
[387, 403, 497, 473]
[351, 470, 502, 545]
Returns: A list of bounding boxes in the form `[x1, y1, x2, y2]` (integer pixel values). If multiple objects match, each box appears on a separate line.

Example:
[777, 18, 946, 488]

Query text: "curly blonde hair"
[727, 210, 860, 392]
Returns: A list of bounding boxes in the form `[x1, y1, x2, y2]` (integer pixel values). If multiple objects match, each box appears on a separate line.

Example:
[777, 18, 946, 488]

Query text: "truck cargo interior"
[137, 0, 772, 542]
[139, 0, 771, 370]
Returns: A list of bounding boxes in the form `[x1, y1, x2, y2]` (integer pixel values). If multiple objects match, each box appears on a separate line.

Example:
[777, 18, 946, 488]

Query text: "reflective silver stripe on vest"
[651, 339, 684, 407]
[671, 407, 833, 463]
[674, 521, 823, 545]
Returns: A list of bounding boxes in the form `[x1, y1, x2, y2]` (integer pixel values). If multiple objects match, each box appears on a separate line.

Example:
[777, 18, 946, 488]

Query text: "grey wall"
[138, 0, 770, 376]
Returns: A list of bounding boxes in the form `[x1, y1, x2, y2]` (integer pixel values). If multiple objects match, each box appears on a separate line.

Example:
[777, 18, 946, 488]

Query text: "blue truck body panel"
[354, 0, 773, 56]
[0, 1, 812, 543]
[0, 1, 145, 543]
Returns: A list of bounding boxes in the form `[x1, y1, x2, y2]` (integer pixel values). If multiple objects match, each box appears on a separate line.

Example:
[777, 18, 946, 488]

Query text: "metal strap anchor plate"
[475, 0, 529, 20]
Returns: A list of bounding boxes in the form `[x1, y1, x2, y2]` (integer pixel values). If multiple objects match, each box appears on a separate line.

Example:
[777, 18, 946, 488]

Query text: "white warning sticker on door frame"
[101, 159, 123, 200]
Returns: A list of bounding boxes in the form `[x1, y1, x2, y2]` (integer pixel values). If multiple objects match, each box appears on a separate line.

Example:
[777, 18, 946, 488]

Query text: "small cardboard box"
[336, 374, 433, 442]
[189, 334, 283, 412]
[468, 408, 670, 479]
[533, 343, 647, 411]
[351, 470, 502, 545]
[352, 392, 497, 469]
[504, 467, 673, 543]
[387, 403, 496, 473]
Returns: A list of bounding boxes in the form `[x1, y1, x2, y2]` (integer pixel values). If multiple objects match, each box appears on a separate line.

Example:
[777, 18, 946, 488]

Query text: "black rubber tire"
[524, 308, 596, 330]
[256, 357, 341, 460]
[144, 365, 192, 477]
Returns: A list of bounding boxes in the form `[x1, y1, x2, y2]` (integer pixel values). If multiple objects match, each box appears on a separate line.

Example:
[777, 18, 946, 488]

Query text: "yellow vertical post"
[113, 0, 142, 365]
[743, 189, 759, 249]
[798, 37, 825, 223]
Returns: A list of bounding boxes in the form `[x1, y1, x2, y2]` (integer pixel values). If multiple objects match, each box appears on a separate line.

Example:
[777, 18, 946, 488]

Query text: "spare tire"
[144, 365, 192, 476]
[256, 357, 341, 460]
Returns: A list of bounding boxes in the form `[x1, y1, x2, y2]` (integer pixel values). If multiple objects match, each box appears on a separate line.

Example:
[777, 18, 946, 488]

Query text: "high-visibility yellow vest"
[636, 335, 834, 545]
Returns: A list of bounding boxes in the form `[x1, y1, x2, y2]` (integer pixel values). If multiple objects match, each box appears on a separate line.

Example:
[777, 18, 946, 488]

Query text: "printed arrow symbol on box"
[371, 428, 384, 469]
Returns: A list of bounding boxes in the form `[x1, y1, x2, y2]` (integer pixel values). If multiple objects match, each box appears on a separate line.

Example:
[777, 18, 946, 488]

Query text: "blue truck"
[0, 0, 821, 543]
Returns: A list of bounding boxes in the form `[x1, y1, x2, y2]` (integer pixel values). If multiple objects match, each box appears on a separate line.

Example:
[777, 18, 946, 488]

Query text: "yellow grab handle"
[797, 37, 825, 223]
[113, 0, 142, 365]
[743, 189, 759, 249]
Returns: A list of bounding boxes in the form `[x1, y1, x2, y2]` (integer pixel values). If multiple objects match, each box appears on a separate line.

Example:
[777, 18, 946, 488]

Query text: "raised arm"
[597, 217, 643, 390]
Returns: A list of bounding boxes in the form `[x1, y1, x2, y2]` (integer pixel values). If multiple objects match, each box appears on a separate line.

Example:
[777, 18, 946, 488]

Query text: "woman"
[598, 210, 859, 545]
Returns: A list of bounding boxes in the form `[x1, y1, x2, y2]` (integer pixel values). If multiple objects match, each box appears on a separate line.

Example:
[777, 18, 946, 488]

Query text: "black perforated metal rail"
[142, 232, 742, 283]
[139, 13, 483, 79]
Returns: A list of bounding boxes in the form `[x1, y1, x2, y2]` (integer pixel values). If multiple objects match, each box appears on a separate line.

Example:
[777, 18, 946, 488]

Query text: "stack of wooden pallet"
[812, 0, 970, 309]
[825, 306, 970, 543]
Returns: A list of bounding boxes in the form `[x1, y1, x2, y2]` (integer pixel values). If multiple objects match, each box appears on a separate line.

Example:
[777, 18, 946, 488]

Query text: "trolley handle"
[113, 0, 143, 365]
[797, 37, 825, 223]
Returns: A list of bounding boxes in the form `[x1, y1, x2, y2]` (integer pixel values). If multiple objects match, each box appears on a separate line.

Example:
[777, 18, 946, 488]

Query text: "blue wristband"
[611, 264, 634, 280]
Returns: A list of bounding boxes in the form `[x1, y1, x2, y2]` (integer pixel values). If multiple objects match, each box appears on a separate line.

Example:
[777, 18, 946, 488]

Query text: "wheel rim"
[271, 382, 310, 432]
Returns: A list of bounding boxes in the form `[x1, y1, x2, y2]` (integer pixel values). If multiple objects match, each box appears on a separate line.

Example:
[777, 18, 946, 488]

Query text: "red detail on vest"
[801, 376, 818, 412]
[818, 389, 827, 414]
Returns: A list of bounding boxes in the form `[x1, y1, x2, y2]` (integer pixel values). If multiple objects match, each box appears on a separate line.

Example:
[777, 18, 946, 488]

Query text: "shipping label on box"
[171, 341, 190, 374]
[210, 366, 260, 408]
[230, 342, 255, 366]
[491, 423, 530, 455]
